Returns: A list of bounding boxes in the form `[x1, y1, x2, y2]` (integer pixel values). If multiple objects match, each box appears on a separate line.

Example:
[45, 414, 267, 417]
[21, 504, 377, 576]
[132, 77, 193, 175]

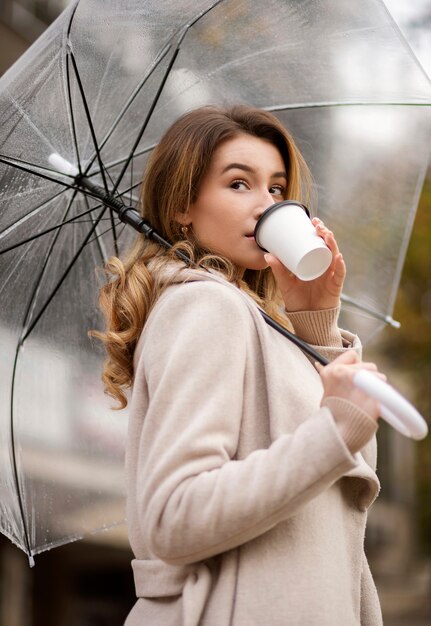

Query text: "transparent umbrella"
[0, 0, 430, 564]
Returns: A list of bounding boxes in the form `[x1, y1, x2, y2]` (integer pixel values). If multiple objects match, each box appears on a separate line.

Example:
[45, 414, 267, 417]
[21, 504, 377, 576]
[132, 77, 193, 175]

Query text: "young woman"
[95, 105, 383, 625]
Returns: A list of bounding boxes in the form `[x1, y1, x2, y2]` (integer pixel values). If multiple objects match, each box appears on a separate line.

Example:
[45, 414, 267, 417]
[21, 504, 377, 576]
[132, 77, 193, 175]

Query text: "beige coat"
[125, 268, 383, 626]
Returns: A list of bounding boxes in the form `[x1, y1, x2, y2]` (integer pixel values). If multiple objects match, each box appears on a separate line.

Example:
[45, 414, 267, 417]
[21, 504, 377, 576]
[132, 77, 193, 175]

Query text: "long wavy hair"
[93, 105, 314, 408]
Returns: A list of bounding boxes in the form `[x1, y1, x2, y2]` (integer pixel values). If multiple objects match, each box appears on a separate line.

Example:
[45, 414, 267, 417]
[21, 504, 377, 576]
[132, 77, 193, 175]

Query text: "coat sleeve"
[133, 281, 371, 566]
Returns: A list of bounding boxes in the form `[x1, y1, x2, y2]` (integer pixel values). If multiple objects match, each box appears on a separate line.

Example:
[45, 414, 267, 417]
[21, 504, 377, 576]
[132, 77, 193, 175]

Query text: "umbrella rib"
[0, 154, 125, 211]
[83, 0, 224, 176]
[4, 54, 65, 157]
[111, 0, 226, 194]
[6, 185, 82, 562]
[67, 49, 109, 194]
[82, 42, 173, 176]
[111, 48, 180, 194]
[111, 35, 206, 193]
[65, 47, 83, 177]
[87, 50, 173, 185]
[0, 202, 107, 255]
[20, 205, 108, 343]
[64, 0, 225, 198]
[0, 169, 141, 255]
[88, 144, 156, 178]
[85, 176, 142, 205]
[0, 154, 78, 190]
[66, 0, 79, 37]
[103, 166, 122, 257]
[0, 187, 68, 243]
[265, 101, 431, 112]
[86, 221, 128, 249]
[69, 216, 115, 224]
[386, 155, 430, 318]
[129, 157, 134, 207]
[82, 191, 109, 264]
[84, 0, 225, 176]
[1, 103, 33, 152]
[185, 0, 227, 30]
[17, 187, 82, 338]
[64, 0, 172, 175]
[66, 47, 123, 250]
[10, 347, 34, 562]
[340, 293, 400, 328]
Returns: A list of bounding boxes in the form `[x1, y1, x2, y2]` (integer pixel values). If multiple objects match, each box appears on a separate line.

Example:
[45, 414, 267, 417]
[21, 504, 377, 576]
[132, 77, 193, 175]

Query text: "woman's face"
[179, 133, 287, 273]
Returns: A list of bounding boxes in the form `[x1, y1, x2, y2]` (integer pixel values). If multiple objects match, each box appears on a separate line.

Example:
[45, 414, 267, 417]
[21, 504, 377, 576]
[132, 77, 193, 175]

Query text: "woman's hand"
[316, 351, 384, 420]
[264, 218, 346, 312]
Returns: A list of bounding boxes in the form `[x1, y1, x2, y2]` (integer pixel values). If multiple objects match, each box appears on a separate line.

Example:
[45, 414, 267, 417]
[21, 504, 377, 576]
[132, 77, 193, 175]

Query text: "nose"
[254, 188, 277, 219]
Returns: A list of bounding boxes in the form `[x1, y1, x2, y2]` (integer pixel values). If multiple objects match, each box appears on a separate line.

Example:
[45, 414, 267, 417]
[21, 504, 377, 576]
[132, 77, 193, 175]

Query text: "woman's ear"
[175, 210, 192, 226]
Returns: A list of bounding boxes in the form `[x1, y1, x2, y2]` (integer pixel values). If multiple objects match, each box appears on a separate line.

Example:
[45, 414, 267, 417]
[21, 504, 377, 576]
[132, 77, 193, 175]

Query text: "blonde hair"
[93, 105, 313, 408]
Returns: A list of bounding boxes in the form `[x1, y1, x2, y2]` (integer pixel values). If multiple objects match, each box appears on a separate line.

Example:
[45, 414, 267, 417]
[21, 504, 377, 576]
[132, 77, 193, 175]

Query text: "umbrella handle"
[353, 370, 428, 440]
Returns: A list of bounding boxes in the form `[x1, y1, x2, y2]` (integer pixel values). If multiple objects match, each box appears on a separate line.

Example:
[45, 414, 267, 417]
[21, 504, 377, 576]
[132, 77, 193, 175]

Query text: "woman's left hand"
[265, 218, 346, 312]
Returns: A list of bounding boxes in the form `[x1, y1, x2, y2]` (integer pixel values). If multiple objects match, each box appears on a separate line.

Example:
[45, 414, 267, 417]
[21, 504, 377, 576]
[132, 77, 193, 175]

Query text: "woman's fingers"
[332, 253, 346, 287]
[317, 351, 383, 376]
[315, 353, 385, 419]
[316, 353, 387, 384]
[311, 218, 345, 290]
[316, 353, 387, 405]
[312, 218, 340, 257]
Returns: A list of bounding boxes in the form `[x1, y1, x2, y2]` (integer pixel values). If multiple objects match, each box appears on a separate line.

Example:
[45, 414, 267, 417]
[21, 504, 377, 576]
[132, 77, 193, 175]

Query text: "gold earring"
[181, 225, 189, 237]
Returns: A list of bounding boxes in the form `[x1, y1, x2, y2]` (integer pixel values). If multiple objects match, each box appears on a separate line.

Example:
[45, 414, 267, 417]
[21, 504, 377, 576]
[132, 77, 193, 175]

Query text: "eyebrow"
[221, 162, 287, 179]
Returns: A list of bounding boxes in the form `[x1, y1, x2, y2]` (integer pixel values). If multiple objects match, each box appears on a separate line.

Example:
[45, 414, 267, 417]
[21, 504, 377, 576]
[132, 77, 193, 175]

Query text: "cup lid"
[254, 200, 311, 251]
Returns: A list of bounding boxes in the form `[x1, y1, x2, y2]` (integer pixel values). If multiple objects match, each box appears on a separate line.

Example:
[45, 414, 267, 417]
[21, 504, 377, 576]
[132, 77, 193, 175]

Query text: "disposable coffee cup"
[254, 201, 332, 281]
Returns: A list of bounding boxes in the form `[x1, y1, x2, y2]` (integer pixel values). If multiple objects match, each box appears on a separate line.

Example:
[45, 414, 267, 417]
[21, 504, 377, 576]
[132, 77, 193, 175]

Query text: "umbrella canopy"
[0, 0, 430, 562]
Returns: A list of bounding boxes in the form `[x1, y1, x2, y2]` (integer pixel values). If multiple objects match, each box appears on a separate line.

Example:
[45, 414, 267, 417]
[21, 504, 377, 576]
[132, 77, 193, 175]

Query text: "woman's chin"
[237, 255, 269, 272]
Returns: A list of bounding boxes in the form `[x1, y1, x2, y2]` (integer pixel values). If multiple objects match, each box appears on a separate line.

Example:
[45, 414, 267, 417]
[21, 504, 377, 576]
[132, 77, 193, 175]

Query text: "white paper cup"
[254, 201, 332, 281]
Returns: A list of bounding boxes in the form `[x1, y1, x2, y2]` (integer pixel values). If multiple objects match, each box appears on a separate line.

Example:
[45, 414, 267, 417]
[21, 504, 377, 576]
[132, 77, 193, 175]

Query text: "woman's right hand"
[315, 351, 385, 420]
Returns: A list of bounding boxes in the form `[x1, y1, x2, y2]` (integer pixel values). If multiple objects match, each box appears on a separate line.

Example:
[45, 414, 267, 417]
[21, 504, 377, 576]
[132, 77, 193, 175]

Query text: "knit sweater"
[125, 268, 382, 626]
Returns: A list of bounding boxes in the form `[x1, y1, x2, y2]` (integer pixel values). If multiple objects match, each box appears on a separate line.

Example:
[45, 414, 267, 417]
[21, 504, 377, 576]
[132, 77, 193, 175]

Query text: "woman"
[95, 105, 383, 625]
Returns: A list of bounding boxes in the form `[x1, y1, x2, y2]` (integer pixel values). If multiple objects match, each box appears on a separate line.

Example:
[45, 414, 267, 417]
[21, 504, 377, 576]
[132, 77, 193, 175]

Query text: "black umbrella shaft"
[77, 176, 167, 246]
[260, 310, 328, 365]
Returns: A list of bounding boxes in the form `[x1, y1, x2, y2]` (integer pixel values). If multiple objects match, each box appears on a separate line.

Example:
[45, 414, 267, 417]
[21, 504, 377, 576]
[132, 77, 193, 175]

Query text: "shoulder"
[150, 278, 255, 329]
[134, 279, 259, 368]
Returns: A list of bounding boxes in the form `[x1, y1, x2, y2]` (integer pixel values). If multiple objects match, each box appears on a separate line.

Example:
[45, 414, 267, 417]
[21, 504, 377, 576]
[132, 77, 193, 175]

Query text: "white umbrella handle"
[353, 369, 428, 440]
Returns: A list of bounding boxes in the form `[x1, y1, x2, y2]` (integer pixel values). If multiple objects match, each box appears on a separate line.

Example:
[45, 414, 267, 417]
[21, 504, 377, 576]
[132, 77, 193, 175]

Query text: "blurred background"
[0, 1, 430, 624]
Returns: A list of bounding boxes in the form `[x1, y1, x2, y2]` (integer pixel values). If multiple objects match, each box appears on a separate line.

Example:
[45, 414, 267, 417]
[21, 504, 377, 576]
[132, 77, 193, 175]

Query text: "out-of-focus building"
[0, 1, 430, 625]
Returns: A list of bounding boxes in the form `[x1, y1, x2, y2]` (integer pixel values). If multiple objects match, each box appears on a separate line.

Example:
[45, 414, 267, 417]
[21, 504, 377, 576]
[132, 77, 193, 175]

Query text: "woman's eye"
[270, 185, 284, 196]
[230, 180, 248, 191]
